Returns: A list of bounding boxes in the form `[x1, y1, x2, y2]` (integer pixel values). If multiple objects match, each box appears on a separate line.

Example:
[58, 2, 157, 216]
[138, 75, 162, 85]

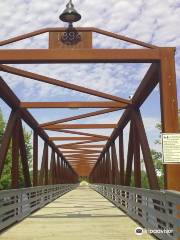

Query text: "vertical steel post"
[133, 121, 141, 188]
[11, 119, 19, 189]
[33, 132, 38, 186]
[44, 145, 48, 185]
[106, 149, 112, 184]
[0, 111, 18, 178]
[125, 121, 134, 186]
[111, 142, 119, 184]
[119, 132, 125, 185]
[19, 119, 31, 187]
[159, 48, 180, 191]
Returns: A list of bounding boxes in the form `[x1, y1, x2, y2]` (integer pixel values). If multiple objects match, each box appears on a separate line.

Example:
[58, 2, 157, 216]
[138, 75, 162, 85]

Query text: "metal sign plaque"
[49, 31, 92, 49]
[162, 133, 180, 163]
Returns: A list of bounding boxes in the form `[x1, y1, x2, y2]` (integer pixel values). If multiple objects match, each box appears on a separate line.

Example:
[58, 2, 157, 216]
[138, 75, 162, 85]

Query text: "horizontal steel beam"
[67, 159, 98, 162]
[49, 137, 108, 141]
[57, 139, 106, 147]
[57, 130, 108, 139]
[44, 124, 116, 130]
[40, 108, 121, 127]
[70, 162, 96, 164]
[71, 165, 95, 166]
[0, 49, 161, 63]
[68, 159, 97, 161]
[59, 145, 104, 149]
[65, 155, 98, 158]
[20, 101, 127, 109]
[62, 150, 101, 154]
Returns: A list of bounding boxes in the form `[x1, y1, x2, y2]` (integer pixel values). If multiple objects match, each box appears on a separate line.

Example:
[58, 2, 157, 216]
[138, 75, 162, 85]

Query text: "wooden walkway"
[0, 184, 154, 240]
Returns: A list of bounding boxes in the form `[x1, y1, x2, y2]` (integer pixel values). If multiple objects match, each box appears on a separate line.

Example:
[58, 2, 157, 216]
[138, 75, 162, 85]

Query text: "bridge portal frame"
[0, 27, 179, 191]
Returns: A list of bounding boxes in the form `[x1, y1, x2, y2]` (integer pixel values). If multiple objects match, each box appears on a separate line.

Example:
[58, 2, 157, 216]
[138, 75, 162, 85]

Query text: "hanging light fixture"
[59, 0, 82, 45]
[59, 0, 81, 27]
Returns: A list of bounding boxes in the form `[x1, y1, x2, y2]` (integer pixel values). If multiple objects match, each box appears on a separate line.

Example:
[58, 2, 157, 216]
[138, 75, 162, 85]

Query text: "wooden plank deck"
[0, 184, 154, 240]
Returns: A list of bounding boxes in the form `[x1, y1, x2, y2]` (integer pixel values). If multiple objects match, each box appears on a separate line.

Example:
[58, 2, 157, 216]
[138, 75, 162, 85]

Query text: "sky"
[0, 0, 180, 169]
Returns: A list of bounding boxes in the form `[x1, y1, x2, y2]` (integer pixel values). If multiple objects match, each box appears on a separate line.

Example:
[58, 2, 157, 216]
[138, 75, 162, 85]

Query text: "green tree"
[0, 109, 11, 189]
[130, 170, 149, 189]
[151, 109, 180, 189]
[151, 149, 164, 188]
[0, 109, 5, 139]
[131, 110, 180, 189]
[0, 109, 32, 190]
[18, 128, 33, 188]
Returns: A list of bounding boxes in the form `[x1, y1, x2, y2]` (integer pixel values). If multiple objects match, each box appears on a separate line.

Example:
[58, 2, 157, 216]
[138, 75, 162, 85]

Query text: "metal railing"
[91, 184, 180, 240]
[0, 184, 78, 231]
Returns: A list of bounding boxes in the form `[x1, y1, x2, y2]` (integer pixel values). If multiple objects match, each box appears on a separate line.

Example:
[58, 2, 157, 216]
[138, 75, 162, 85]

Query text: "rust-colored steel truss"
[0, 27, 179, 190]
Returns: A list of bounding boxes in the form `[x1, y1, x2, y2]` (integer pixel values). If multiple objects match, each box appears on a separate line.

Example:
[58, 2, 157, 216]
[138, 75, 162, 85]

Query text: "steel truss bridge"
[0, 27, 179, 240]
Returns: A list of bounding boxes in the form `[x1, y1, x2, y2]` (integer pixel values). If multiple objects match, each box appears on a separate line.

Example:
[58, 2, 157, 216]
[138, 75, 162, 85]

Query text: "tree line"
[0, 109, 32, 190]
